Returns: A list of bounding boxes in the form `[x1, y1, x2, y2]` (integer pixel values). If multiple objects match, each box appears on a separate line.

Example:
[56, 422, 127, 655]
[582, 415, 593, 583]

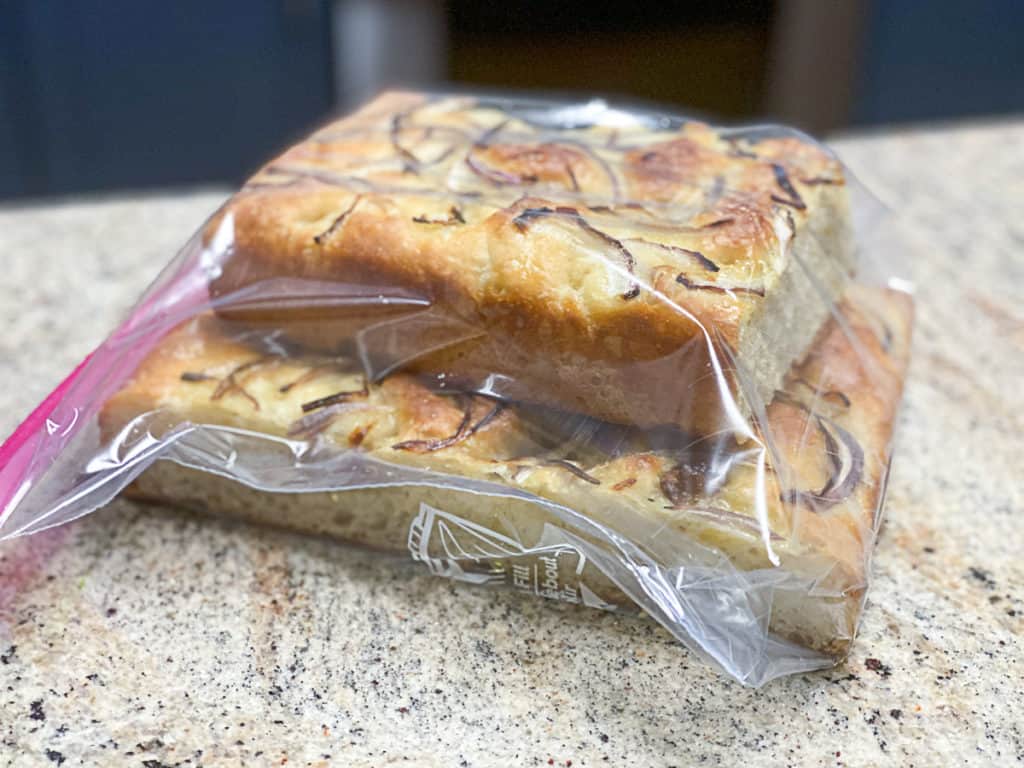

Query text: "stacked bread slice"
[101, 93, 912, 664]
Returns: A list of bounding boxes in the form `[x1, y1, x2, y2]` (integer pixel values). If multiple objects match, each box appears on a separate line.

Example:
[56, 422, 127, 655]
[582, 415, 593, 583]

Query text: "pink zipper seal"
[0, 225, 218, 532]
[0, 352, 94, 517]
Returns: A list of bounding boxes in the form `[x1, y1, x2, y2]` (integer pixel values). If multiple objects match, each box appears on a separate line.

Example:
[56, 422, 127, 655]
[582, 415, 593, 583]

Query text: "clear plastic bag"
[0, 92, 913, 686]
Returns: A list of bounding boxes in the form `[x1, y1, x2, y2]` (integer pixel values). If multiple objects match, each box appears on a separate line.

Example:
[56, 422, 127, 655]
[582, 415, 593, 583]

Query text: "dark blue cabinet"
[0, 0, 333, 199]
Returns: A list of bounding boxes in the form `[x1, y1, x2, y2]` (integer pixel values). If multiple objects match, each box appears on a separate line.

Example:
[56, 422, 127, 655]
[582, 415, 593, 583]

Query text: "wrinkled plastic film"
[0, 93, 913, 686]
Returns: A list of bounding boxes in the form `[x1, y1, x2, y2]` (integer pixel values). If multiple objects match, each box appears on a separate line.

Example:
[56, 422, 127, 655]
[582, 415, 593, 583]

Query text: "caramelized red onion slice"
[564, 162, 581, 192]
[700, 218, 736, 229]
[622, 237, 719, 273]
[772, 393, 866, 512]
[589, 204, 735, 232]
[826, 390, 852, 408]
[675, 274, 766, 298]
[412, 206, 467, 225]
[548, 137, 622, 200]
[300, 383, 369, 414]
[467, 401, 506, 436]
[657, 392, 867, 516]
[208, 357, 284, 411]
[244, 176, 303, 192]
[511, 205, 640, 300]
[265, 164, 448, 198]
[280, 368, 323, 393]
[542, 459, 601, 485]
[389, 112, 421, 171]
[816, 416, 843, 495]
[313, 195, 362, 245]
[466, 137, 618, 198]
[781, 415, 865, 512]
[464, 150, 536, 186]
[391, 397, 504, 453]
[770, 164, 806, 210]
[313, 120, 477, 146]
[799, 176, 842, 186]
[392, 401, 473, 453]
[389, 113, 457, 171]
[474, 119, 510, 148]
[265, 164, 373, 190]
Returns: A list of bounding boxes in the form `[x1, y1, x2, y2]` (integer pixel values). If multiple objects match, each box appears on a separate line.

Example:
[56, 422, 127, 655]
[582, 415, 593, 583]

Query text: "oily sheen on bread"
[206, 92, 855, 435]
[100, 285, 912, 659]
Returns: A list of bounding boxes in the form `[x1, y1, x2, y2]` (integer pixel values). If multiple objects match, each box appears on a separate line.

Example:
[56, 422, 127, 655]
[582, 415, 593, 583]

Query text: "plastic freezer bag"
[0, 92, 913, 686]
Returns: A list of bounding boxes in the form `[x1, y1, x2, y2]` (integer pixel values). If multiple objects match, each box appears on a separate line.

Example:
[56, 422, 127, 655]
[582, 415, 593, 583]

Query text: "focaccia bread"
[101, 285, 912, 658]
[207, 92, 855, 435]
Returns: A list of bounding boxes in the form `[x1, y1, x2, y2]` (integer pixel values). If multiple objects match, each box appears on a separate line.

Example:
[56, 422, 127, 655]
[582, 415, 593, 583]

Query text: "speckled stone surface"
[1, 123, 1023, 767]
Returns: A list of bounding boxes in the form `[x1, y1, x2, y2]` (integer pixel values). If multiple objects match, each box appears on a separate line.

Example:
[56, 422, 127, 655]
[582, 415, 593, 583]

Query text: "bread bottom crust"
[126, 461, 861, 661]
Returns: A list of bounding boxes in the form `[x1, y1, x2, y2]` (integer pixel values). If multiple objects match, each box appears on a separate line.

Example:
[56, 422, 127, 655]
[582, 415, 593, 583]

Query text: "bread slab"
[207, 92, 855, 435]
[101, 285, 912, 661]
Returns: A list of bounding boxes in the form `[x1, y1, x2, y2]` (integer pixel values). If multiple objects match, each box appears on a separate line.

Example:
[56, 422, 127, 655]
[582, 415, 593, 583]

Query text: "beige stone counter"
[1, 122, 1022, 766]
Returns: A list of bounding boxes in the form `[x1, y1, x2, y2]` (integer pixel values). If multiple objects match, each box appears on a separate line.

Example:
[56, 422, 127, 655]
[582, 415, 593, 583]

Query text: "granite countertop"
[1, 122, 1023, 767]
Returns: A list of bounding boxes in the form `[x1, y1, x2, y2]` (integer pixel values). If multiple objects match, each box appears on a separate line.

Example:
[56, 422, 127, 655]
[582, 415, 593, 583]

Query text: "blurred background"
[1, 0, 1022, 201]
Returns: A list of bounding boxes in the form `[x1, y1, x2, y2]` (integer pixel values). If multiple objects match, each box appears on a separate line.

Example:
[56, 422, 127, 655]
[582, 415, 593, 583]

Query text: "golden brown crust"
[207, 92, 853, 433]
[101, 285, 912, 657]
